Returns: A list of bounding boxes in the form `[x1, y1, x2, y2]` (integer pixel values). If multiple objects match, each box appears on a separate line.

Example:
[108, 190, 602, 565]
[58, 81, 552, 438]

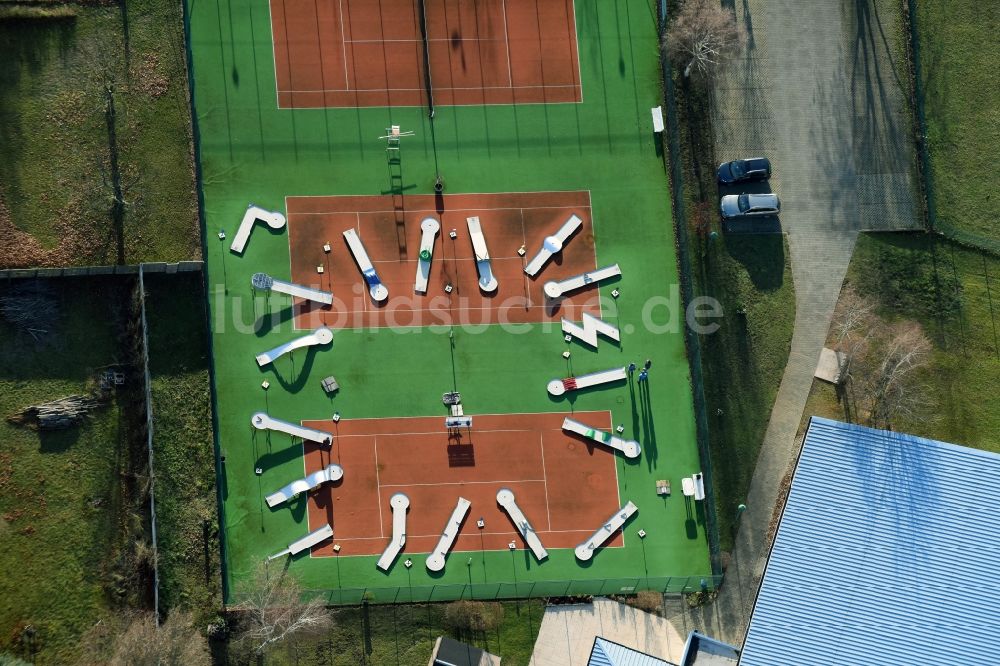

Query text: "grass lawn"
[188, 0, 712, 601]
[144, 272, 222, 625]
[915, 0, 1000, 243]
[804, 232, 1000, 451]
[255, 600, 543, 666]
[0, 4, 198, 267]
[692, 234, 794, 553]
[668, 61, 796, 554]
[0, 278, 132, 662]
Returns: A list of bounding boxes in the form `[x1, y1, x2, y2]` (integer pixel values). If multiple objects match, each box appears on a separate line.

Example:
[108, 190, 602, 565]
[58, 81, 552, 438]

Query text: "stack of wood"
[7, 394, 106, 430]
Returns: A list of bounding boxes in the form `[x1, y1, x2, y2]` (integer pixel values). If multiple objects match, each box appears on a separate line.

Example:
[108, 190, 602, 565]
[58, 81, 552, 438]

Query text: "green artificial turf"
[0, 4, 198, 266]
[186, 0, 712, 602]
[0, 279, 128, 662]
[915, 0, 1000, 244]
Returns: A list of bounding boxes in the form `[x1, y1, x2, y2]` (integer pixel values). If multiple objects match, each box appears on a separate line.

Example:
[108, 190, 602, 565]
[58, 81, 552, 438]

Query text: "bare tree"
[856, 321, 933, 430]
[664, 0, 744, 78]
[231, 562, 331, 656]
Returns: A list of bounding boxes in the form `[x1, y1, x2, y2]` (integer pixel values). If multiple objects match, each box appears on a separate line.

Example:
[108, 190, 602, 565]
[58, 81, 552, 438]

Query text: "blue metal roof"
[740, 418, 1000, 666]
[588, 637, 675, 666]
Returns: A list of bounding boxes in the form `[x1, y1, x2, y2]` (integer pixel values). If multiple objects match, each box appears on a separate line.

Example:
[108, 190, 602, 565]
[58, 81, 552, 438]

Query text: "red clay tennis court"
[287, 191, 605, 329]
[269, 0, 581, 108]
[301, 411, 623, 557]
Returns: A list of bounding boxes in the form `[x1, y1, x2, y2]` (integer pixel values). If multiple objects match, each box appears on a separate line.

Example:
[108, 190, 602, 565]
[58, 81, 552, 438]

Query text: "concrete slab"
[529, 598, 687, 666]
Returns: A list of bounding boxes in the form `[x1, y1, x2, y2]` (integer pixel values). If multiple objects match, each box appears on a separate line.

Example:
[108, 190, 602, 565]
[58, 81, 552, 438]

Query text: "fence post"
[137, 265, 161, 623]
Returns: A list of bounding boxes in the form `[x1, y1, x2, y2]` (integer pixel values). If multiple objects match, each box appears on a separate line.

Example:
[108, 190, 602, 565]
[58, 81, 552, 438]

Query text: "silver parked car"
[720, 193, 780, 219]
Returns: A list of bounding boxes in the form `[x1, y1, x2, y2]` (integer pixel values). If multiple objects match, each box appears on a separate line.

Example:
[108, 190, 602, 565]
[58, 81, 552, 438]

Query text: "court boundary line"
[285, 190, 601, 330]
[303, 409, 627, 558]
[269, 0, 583, 110]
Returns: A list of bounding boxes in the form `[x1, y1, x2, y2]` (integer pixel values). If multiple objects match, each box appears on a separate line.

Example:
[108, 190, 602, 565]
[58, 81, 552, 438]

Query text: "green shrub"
[443, 601, 504, 633]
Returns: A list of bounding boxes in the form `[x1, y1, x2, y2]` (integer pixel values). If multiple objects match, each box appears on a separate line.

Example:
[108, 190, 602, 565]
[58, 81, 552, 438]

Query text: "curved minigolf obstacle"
[265, 463, 344, 507]
[255, 326, 333, 367]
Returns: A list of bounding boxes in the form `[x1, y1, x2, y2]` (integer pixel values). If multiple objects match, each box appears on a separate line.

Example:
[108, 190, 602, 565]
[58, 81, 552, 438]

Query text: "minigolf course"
[251, 412, 332, 446]
[413, 217, 439, 294]
[188, 0, 712, 606]
[547, 366, 628, 397]
[466, 216, 498, 293]
[266, 463, 344, 508]
[426, 497, 471, 573]
[255, 326, 333, 367]
[575, 502, 639, 562]
[231, 204, 285, 255]
[376, 493, 410, 572]
[544, 264, 622, 300]
[562, 417, 640, 459]
[251, 272, 332, 305]
[268, 523, 333, 561]
[496, 488, 548, 562]
[343, 228, 388, 302]
[524, 214, 583, 277]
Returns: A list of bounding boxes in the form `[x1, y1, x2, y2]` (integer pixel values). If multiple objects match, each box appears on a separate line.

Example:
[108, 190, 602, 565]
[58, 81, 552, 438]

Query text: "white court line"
[501, 0, 513, 88]
[539, 432, 552, 531]
[325, 526, 607, 543]
[379, 479, 545, 488]
[306, 410, 612, 425]
[277, 84, 579, 93]
[291, 204, 591, 214]
[338, 0, 350, 90]
[374, 434, 384, 538]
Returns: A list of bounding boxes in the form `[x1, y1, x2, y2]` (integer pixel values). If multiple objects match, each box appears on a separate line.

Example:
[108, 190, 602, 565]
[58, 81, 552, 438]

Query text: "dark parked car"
[720, 193, 780, 219]
[717, 157, 771, 184]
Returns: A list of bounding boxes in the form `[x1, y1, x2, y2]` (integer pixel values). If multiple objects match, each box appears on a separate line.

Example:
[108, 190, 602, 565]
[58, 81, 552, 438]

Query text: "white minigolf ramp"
[255, 326, 333, 367]
[231, 204, 286, 255]
[414, 217, 440, 294]
[377, 493, 410, 571]
[574, 501, 638, 561]
[426, 497, 471, 572]
[562, 417, 640, 459]
[547, 366, 628, 397]
[252, 272, 333, 305]
[543, 264, 621, 300]
[267, 523, 333, 560]
[524, 214, 583, 277]
[496, 488, 548, 562]
[343, 228, 388, 302]
[265, 464, 344, 507]
[466, 216, 498, 292]
[251, 412, 332, 446]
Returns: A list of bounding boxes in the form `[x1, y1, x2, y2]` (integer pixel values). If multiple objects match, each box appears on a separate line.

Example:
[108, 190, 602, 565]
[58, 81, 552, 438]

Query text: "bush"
[444, 601, 504, 633]
[626, 590, 664, 614]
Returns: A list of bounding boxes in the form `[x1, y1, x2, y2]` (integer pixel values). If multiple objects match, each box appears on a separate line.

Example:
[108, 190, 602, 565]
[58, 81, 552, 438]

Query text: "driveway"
[681, 0, 922, 646]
